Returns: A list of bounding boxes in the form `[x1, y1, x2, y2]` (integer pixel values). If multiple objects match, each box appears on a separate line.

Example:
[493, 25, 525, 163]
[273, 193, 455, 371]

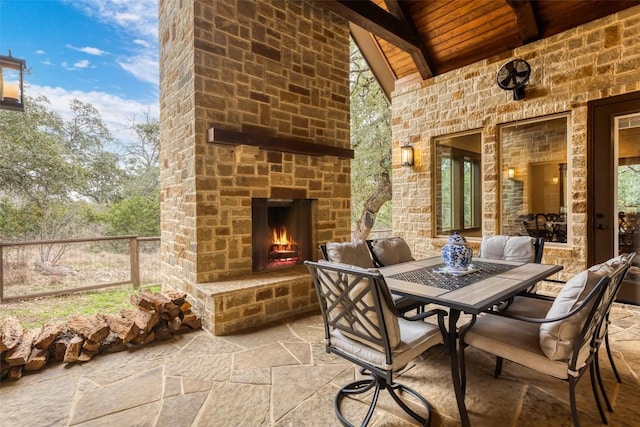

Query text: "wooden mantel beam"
[207, 127, 354, 159]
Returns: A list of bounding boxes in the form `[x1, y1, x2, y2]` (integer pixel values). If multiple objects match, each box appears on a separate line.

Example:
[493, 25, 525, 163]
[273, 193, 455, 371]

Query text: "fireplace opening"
[252, 198, 312, 272]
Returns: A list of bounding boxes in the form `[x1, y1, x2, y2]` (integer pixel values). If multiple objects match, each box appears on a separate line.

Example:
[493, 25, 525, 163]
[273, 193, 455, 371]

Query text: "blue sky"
[0, 0, 159, 145]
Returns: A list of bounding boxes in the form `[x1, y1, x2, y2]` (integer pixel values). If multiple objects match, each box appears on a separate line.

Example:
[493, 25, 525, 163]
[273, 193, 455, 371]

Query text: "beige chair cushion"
[330, 317, 443, 371]
[479, 235, 536, 262]
[539, 270, 603, 360]
[325, 241, 374, 268]
[464, 312, 590, 379]
[588, 254, 627, 276]
[317, 261, 401, 351]
[369, 237, 413, 266]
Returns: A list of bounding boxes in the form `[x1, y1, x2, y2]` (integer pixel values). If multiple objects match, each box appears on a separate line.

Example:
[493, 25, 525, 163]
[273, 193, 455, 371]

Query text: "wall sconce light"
[401, 143, 414, 167]
[0, 50, 26, 112]
[552, 176, 559, 185]
[507, 167, 515, 179]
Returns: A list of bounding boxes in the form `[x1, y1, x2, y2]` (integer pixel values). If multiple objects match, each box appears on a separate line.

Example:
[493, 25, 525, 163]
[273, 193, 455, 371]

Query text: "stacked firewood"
[0, 290, 201, 381]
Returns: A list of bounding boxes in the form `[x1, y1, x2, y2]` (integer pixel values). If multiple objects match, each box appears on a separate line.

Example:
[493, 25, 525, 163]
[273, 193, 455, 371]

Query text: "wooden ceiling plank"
[427, 7, 515, 47]
[507, 0, 540, 43]
[383, 0, 434, 79]
[432, 10, 518, 53]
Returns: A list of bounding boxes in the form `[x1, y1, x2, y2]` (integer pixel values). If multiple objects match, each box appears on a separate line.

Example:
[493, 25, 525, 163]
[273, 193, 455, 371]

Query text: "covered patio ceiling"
[315, 0, 640, 97]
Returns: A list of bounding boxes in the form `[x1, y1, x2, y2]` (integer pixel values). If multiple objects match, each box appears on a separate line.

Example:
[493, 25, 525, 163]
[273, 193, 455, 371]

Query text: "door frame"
[587, 91, 640, 265]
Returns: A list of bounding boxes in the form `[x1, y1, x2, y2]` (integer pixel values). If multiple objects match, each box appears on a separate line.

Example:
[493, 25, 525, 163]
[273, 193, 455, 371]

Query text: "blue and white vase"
[441, 232, 473, 271]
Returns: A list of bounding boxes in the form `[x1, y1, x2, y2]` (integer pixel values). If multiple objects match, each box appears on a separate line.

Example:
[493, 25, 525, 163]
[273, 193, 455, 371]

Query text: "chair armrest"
[402, 308, 449, 345]
[486, 279, 605, 324]
[402, 308, 448, 323]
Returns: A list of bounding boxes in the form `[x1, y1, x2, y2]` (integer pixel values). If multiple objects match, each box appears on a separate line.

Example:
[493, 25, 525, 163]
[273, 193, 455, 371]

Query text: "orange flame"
[272, 227, 295, 246]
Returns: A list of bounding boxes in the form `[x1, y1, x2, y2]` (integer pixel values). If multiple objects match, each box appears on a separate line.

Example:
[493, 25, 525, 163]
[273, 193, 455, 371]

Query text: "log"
[121, 307, 159, 332]
[82, 340, 101, 353]
[78, 348, 97, 362]
[0, 316, 24, 352]
[167, 316, 182, 333]
[63, 336, 84, 363]
[181, 309, 202, 329]
[67, 315, 110, 343]
[100, 333, 128, 353]
[179, 300, 192, 312]
[131, 329, 155, 345]
[99, 314, 139, 345]
[5, 328, 37, 366]
[165, 290, 187, 307]
[34, 321, 66, 350]
[25, 348, 48, 371]
[8, 365, 23, 381]
[153, 320, 172, 341]
[132, 290, 180, 318]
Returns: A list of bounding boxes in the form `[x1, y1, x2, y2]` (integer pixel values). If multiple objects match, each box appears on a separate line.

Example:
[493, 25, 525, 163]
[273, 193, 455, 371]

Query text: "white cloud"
[63, 0, 159, 85]
[66, 44, 107, 56]
[64, 0, 158, 40]
[30, 84, 159, 148]
[35, 50, 45, 55]
[117, 53, 158, 85]
[74, 59, 91, 68]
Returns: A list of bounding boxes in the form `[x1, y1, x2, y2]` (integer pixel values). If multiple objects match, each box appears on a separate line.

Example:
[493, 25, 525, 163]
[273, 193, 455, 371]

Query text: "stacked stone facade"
[159, 0, 351, 334]
[391, 6, 640, 279]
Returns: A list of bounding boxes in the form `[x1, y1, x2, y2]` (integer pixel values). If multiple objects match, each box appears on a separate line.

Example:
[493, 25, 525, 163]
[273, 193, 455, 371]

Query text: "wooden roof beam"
[315, 0, 433, 79]
[507, 0, 540, 43]
[383, 0, 433, 79]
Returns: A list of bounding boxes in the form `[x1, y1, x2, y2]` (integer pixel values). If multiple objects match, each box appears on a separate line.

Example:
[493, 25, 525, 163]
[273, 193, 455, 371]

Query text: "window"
[434, 132, 482, 237]
[500, 115, 568, 243]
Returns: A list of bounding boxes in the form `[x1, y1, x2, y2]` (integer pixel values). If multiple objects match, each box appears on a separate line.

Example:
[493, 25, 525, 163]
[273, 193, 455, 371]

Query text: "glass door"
[615, 113, 640, 256]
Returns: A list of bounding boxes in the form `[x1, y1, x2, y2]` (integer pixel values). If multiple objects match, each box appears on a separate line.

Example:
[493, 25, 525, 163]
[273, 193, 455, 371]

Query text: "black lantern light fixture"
[400, 143, 414, 167]
[0, 50, 26, 112]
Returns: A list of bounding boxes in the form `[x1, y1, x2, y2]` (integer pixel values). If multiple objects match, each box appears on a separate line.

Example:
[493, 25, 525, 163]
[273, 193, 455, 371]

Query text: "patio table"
[379, 256, 562, 427]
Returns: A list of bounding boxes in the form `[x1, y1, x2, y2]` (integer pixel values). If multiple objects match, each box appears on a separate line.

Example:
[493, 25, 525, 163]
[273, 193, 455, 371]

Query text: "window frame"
[498, 113, 571, 244]
[433, 130, 482, 237]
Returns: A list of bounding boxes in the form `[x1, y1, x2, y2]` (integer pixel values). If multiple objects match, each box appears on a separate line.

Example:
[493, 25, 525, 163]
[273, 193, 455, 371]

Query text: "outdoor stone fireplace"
[159, 0, 352, 335]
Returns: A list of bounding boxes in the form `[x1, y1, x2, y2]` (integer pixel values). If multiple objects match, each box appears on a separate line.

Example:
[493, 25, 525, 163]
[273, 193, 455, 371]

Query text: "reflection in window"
[435, 132, 482, 237]
[500, 116, 568, 243]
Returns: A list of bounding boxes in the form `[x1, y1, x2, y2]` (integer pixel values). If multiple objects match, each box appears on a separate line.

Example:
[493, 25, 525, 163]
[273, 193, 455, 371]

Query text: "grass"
[0, 284, 162, 329]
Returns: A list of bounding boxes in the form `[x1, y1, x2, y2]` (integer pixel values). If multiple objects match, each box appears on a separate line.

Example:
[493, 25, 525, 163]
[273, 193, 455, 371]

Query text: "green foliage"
[0, 199, 98, 241]
[349, 40, 392, 229]
[0, 96, 161, 242]
[100, 195, 160, 237]
[618, 165, 640, 210]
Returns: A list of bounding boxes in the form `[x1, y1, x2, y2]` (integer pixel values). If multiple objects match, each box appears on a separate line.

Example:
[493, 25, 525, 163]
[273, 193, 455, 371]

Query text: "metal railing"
[0, 235, 160, 302]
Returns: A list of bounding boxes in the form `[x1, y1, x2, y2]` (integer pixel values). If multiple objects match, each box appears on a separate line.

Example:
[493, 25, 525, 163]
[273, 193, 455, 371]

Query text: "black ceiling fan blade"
[501, 73, 516, 88]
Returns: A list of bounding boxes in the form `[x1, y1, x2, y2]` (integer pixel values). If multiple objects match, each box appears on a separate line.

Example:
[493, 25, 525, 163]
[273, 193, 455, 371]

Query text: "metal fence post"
[130, 237, 140, 289]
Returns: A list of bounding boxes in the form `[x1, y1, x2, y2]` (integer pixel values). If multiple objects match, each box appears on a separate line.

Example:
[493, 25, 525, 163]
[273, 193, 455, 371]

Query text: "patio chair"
[459, 259, 631, 427]
[320, 240, 424, 314]
[495, 252, 635, 415]
[477, 235, 544, 264]
[305, 260, 447, 427]
[365, 237, 427, 313]
[478, 235, 544, 308]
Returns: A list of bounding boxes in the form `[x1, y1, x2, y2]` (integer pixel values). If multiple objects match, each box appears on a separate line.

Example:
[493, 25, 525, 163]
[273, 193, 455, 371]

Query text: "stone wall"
[391, 6, 640, 278]
[159, 0, 351, 334]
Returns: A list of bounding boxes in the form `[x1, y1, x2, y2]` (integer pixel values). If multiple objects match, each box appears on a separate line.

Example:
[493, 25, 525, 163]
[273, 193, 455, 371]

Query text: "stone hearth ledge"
[192, 266, 319, 336]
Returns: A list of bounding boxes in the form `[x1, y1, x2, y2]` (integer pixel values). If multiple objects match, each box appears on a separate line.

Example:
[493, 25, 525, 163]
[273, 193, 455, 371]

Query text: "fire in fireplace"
[252, 198, 312, 272]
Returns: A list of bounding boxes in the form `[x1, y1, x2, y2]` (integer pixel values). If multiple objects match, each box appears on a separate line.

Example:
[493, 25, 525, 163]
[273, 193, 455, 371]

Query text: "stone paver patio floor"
[1, 304, 639, 426]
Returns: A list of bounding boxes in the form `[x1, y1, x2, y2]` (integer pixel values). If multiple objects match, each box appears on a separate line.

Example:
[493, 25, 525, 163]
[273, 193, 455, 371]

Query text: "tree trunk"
[352, 171, 392, 241]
